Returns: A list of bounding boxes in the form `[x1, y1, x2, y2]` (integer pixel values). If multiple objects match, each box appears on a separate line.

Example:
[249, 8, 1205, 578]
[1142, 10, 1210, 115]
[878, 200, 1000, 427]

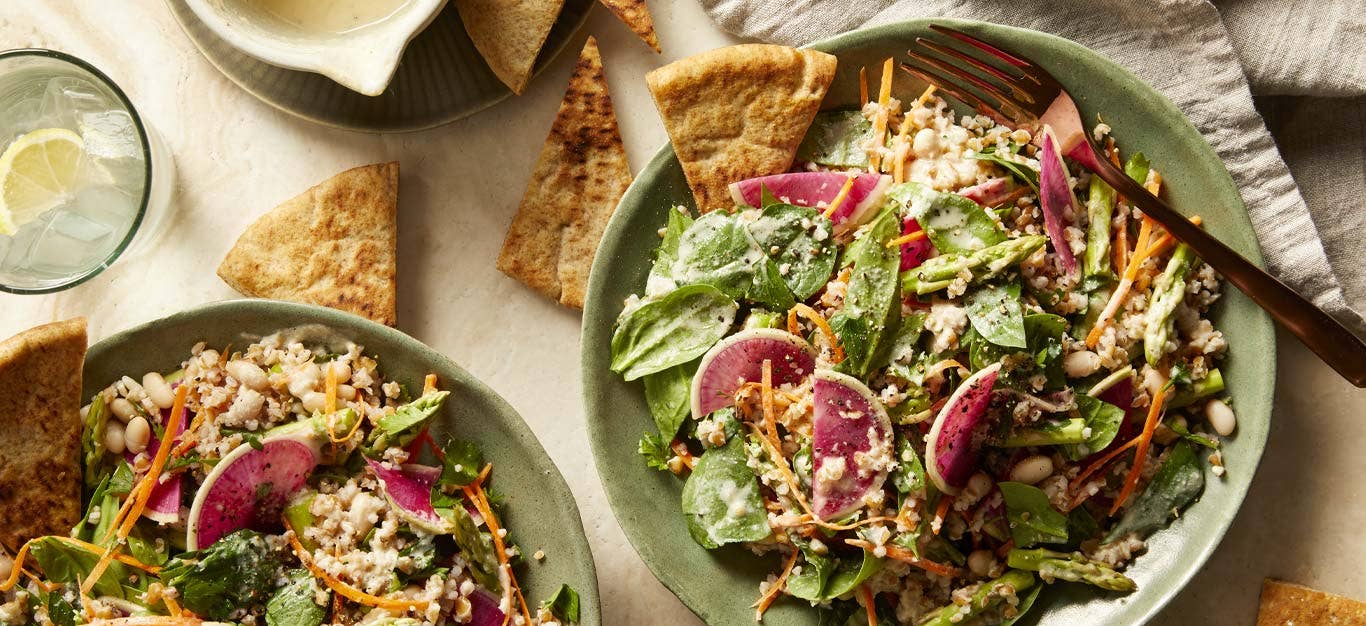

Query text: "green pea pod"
[901, 235, 1046, 294]
[1143, 244, 1195, 365]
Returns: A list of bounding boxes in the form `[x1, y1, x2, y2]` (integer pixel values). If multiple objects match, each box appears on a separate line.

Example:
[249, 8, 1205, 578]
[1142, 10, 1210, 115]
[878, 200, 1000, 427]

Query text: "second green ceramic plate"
[85, 299, 601, 624]
[582, 18, 1274, 626]
[166, 0, 593, 132]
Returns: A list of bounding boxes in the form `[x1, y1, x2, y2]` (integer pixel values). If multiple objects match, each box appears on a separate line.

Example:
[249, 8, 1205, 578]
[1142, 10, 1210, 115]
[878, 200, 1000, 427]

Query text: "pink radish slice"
[1038, 128, 1080, 276]
[690, 328, 817, 419]
[186, 438, 318, 550]
[811, 369, 893, 520]
[126, 408, 189, 524]
[899, 217, 934, 271]
[366, 460, 449, 533]
[958, 177, 1011, 206]
[728, 172, 892, 229]
[925, 363, 1002, 495]
[469, 589, 506, 626]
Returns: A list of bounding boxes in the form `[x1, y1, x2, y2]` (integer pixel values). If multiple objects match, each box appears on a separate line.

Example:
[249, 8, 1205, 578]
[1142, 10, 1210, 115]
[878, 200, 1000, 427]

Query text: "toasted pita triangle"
[497, 37, 631, 309]
[218, 162, 399, 326]
[646, 44, 837, 212]
[600, 0, 660, 52]
[456, 0, 567, 95]
[1258, 579, 1366, 625]
[0, 318, 86, 551]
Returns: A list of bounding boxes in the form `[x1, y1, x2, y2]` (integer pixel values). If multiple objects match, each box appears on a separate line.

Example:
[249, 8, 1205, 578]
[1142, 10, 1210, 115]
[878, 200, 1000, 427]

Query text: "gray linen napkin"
[699, 0, 1366, 336]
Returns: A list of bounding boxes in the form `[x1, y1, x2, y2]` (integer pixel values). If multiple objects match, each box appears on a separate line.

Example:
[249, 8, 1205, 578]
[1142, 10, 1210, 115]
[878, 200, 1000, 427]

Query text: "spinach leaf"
[1106, 441, 1204, 541]
[797, 110, 874, 169]
[127, 528, 169, 567]
[368, 391, 450, 453]
[964, 282, 1027, 349]
[999, 482, 1069, 548]
[29, 537, 131, 599]
[160, 529, 285, 620]
[433, 492, 501, 593]
[891, 435, 928, 498]
[967, 313, 1067, 390]
[1002, 583, 1045, 626]
[638, 432, 672, 471]
[1063, 395, 1126, 460]
[643, 361, 695, 440]
[969, 144, 1039, 193]
[1065, 506, 1102, 550]
[750, 256, 798, 311]
[650, 207, 695, 285]
[786, 544, 838, 601]
[680, 437, 770, 549]
[611, 284, 738, 381]
[886, 182, 1006, 254]
[540, 584, 581, 623]
[438, 438, 484, 488]
[748, 204, 839, 300]
[672, 211, 771, 301]
[265, 569, 327, 626]
[822, 551, 885, 599]
[831, 209, 902, 379]
[46, 591, 78, 626]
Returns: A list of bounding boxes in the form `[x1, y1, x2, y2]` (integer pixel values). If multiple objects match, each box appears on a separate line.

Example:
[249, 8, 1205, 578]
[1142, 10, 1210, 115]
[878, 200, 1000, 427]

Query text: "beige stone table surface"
[0, 2, 1360, 624]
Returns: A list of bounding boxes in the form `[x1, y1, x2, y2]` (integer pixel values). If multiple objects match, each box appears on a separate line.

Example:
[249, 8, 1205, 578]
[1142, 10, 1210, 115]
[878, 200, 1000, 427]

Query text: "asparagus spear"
[1084, 174, 1117, 283]
[1169, 368, 1225, 408]
[920, 570, 1038, 626]
[1002, 418, 1088, 447]
[1006, 548, 1137, 592]
[1143, 243, 1196, 365]
[901, 235, 1047, 295]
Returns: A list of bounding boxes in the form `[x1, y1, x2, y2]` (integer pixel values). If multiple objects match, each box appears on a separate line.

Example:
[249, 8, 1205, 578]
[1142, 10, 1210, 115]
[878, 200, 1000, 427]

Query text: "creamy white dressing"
[246, 0, 411, 34]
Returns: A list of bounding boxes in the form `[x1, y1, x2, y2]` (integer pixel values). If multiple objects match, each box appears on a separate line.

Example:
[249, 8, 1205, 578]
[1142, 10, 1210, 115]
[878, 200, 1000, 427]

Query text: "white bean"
[962, 471, 994, 504]
[1204, 399, 1236, 436]
[226, 360, 269, 391]
[142, 372, 175, 409]
[326, 361, 352, 384]
[300, 391, 327, 414]
[337, 384, 357, 401]
[288, 364, 322, 398]
[1009, 455, 1055, 485]
[125, 416, 151, 454]
[104, 420, 127, 455]
[1064, 350, 1102, 378]
[110, 397, 138, 423]
[967, 549, 996, 577]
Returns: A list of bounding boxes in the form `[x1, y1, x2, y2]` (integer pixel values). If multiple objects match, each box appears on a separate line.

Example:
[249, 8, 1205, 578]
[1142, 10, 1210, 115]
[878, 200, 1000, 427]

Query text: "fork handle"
[1070, 142, 1366, 388]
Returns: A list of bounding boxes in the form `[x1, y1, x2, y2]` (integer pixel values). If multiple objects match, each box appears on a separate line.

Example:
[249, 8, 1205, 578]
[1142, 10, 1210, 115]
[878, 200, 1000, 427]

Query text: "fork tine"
[929, 24, 1035, 70]
[916, 37, 1034, 89]
[898, 61, 1014, 128]
[907, 48, 1026, 109]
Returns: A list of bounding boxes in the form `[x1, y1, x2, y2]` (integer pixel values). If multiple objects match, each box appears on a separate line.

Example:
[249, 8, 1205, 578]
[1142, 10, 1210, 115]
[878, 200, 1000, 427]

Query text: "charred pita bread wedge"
[600, 0, 661, 52]
[0, 318, 87, 552]
[497, 37, 631, 309]
[1257, 579, 1366, 625]
[218, 162, 398, 326]
[646, 44, 836, 212]
[456, 0, 567, 95]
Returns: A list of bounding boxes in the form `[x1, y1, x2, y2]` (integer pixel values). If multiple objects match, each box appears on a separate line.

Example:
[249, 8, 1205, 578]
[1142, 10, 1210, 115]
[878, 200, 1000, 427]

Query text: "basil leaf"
[965, 282, 1027, 349]
[643, 361, 695, 440]
[748, 204, 839, 300]
[160, 529, 285, 619]
[797, 110, 874, 169]
[265, 569, 327, 626]
[1106, 441, 1204, 541]
[681, 437, 770, 549]
[831, 208, 902, 378]
[610, 284, 738, 381]
[541, 584, 581, 623]
[1064, 395, 1126, 460]
[887, 182, 1006, 254]
[999, 481, 1069, 548]
[786, 543, 838, 602]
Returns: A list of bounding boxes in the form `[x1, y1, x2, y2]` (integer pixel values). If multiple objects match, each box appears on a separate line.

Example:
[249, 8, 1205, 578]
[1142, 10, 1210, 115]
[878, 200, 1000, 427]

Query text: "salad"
[612, 62, 1233, 624]
[0, 333, 579, 626]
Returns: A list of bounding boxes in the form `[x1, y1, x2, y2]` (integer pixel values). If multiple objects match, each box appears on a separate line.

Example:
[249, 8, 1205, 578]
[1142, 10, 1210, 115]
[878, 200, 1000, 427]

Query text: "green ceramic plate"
[166, 0, 593, 132]
[582, 18, 1274, 626]
[84, 299, 600, 624]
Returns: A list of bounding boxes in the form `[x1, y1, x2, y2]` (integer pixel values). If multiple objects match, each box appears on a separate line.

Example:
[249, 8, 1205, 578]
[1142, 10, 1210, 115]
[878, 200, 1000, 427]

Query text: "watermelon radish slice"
[186, 437, 319, 550]
[1038, 128, 1080, 276]
[126, 408, 190, 524]
[690, 328, 817, 419]
[728, 172, 892, 231]
[899, 217, 934, 271]
[811, 369, 893, 520]
[469, 589, 506, 626]
[958, 177, 1012, 207]
[365, 459, 450, 534]
[925, 363, 1002, 495]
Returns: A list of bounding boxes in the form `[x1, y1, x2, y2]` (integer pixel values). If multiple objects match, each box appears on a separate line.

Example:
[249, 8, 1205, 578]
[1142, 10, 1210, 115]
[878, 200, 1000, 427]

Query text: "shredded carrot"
[859, 67, 869, 105]
[163, 593, 182, 617]
[285, 522, 430, 612]
[1085, 217, 1155, 348]
[878, 57, 894, 107]
[787, 303, 844, 363]
[932, 496, 951, 536]
[462, 477, 530, 626]
[886, 230, 927, 248]
[171, 408, 211, 458]
[845, 539, 962, 578]
[746, 423, 814, 517]
[1145, 171, 1163, 196]
[759, 360, 782, 452]
[861, 585, 878, 626]
[753, 548, 801, 620]
[868, 58, 895, 172]
[821, 175, 857, 219]
[781, 514, 898, 532]
[0, 539, 32, 591]
[324, 365, 338, 415]
[51, 537, 161, 574]
[1143, 215, 1202, 260]
[422, 374, 438, 395]
[1109, 386, 1168, 516]
[118, 385, 189, 539]
[1068, 437, 1141, 497]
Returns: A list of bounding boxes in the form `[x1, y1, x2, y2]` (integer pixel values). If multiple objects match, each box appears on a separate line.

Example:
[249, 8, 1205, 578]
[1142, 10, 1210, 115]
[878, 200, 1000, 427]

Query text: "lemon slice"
[0, 128, 87, 235]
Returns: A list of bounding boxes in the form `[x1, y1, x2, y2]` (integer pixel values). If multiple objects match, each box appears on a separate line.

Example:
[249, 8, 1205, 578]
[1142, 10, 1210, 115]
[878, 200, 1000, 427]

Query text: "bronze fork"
[902, 24, 1365, 387]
